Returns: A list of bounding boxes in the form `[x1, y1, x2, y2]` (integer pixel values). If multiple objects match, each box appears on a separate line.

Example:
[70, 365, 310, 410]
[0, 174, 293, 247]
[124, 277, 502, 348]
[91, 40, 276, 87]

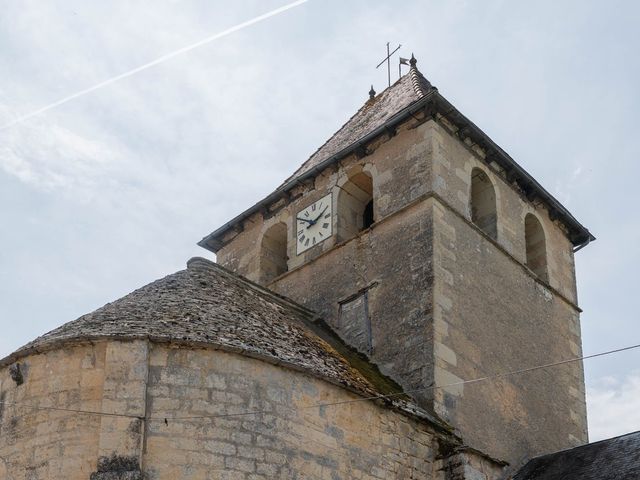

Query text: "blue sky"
[1, 0, 638, 441]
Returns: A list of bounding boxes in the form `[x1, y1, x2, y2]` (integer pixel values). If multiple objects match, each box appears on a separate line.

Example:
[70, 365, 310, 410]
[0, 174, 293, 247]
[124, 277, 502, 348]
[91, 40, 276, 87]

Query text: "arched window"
[337, 171, 374, 241]
[525, 214, 548, 281]
[260, 222, 288, 283]
[470, 168, 497, 239]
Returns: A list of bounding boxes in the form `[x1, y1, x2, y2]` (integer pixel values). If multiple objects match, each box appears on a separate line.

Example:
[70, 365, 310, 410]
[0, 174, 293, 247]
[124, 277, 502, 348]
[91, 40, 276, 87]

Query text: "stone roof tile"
[3, 257, 456, 434]
[4, 258, 378, 396]
[282, 65, 433, 185]
[200, 61, 593, 251]
[514, 431, 640, 480]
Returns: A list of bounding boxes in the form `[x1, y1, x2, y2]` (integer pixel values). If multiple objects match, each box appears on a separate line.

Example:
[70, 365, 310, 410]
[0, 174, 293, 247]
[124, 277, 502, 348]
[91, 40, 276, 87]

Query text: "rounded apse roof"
[2, 257, 380, 397]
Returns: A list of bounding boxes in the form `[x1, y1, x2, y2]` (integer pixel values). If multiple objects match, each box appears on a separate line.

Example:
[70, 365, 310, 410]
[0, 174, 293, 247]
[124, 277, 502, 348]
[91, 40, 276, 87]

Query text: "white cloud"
[0, 116, 128, 196]
[587, 371, 640, 441]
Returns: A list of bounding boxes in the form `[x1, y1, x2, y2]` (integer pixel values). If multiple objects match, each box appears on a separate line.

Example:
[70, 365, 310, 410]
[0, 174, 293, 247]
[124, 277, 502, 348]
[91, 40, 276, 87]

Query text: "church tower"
[199, 57, 594, 466]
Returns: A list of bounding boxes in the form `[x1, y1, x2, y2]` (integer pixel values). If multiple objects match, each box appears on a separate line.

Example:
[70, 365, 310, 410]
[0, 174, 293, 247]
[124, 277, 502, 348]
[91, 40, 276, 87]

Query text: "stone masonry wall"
[1, 340, 508, 480]
[0, 343, 105, 479]
[94, 340, 148, 478]
[144, 344, 448, 479]
[272, 200, 435, 406]
[214, 117, 587, 467]
[427, 120, 587, 464]
[0, 340, 149, 480]
[431, 200, 587, 465]
[218, 120, 438, 405]
[216, 118, 434, 282]
[429, 120, 578, 304]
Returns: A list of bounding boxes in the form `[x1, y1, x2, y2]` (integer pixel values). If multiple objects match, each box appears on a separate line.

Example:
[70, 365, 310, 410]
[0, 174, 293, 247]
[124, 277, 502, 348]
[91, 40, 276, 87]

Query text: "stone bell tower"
[199, 57, 594, 466]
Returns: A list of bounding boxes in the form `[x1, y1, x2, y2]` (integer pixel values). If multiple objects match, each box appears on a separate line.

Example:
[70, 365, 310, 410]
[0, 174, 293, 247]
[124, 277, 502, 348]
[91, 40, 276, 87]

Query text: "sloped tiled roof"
[282, 61, 433, 184]
[514, 431, 640, 480]
[2, 258, 382, 396]
[199, 59, 593, 252]
[3, 257, 455, 434]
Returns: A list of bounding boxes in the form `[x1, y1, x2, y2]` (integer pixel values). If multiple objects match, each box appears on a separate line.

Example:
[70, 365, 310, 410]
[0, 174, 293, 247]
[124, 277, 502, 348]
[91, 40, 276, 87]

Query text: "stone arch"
[524, 213, 548, 281]
[470, 167, 498, 240]
[337, 169, 374, 242]
[259, 222, 288, 283]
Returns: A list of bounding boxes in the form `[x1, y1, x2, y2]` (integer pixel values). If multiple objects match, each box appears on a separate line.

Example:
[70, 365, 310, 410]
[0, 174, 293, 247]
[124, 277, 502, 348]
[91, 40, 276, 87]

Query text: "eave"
[198, 90, 594, 253]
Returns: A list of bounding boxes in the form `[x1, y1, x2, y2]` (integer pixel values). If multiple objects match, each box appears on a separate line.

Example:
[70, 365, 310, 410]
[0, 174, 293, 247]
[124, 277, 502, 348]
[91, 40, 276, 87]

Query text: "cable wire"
[0, 400, 142, 420]
[0, 0, 308, 132]
[164, 342, 640, 420]
[0, 342, 638, 421]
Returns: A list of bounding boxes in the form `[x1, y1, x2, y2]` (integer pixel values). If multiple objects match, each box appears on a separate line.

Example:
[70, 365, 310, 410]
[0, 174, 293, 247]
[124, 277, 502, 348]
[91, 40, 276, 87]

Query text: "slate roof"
[2, 258, 384, 396]
[0, 258, 376, 394]
[199, 60, 593, 252]
[514, 431, 640, 480]
[281, 59, 433, 184]
[2, 257, 455, 435]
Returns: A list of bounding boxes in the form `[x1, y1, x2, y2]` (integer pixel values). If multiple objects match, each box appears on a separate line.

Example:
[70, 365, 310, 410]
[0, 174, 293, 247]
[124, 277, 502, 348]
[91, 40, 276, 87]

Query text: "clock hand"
[302, 206, 330, 230]
[312, 206, 329, 223]
[298, 216, 318, 230]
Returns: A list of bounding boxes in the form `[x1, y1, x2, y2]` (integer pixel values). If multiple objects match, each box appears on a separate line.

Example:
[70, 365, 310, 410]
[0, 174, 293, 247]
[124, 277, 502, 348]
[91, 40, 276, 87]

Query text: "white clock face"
[296, 193, 333, 255]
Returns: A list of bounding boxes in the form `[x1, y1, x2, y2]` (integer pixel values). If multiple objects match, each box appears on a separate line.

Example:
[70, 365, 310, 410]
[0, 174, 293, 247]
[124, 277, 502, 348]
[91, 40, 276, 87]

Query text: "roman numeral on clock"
[295, 193, 333, 255]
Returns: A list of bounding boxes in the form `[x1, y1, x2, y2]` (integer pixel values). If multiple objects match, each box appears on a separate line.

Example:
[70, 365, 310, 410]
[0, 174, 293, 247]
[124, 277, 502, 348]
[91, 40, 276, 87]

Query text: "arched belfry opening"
[260, 222, 288, 283]
[525, 214, 548, 281]
[337, 171, 374, 242]
[470, 168, 498, 240]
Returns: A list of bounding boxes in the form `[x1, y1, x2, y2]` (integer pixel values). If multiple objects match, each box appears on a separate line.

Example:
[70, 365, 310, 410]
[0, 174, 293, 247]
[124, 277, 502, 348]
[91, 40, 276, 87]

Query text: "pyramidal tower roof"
[282, 55, 433, 185]
[199, 57, 593, 252]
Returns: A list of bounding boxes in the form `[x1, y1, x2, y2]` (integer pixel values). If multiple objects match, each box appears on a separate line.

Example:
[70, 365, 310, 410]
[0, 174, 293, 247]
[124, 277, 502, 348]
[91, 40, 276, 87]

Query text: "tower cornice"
[199, 87, 594, 253]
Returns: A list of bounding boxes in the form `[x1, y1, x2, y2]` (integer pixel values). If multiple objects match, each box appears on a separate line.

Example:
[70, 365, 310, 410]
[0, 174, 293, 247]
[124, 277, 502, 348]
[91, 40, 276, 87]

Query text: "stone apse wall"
[0, 339, 504, 479]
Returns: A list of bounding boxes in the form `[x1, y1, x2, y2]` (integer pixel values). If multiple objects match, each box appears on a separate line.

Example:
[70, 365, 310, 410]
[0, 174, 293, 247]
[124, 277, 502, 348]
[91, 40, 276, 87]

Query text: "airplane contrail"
[0, 0, 308, 131]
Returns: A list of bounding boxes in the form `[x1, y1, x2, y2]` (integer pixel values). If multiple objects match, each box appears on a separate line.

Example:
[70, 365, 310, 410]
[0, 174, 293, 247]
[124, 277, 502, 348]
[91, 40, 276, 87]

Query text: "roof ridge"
[186, 257, 317, 318]
[280, 99, 374, 186]
[279, 71, 421, 187]
[261, 61, 436, 190]
[1, 259, 383, 402]
[524, 429, 640, 461]
[409, 65, 433, 98]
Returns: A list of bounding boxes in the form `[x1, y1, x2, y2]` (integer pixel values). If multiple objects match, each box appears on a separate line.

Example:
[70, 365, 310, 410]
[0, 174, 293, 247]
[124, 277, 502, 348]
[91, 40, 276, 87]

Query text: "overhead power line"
[166, 342, 640, 421]
[0, 0, 309, 132]
[0, 342, 638, 421]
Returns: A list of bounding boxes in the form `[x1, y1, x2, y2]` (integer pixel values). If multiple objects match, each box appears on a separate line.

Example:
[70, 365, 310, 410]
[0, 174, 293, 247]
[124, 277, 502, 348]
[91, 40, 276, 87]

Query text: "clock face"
[296, 193, 333, 255]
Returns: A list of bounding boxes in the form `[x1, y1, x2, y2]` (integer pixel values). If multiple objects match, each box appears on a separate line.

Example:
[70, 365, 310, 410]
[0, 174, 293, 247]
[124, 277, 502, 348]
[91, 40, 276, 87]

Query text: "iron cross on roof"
[376, 42, 401, 88]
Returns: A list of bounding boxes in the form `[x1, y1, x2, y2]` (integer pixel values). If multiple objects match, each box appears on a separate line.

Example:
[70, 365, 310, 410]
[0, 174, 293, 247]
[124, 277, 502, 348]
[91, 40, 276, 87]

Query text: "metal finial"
[376, 42, 402, 88]
[410, 53, 417, 67]
[369, 85, 376, 99]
